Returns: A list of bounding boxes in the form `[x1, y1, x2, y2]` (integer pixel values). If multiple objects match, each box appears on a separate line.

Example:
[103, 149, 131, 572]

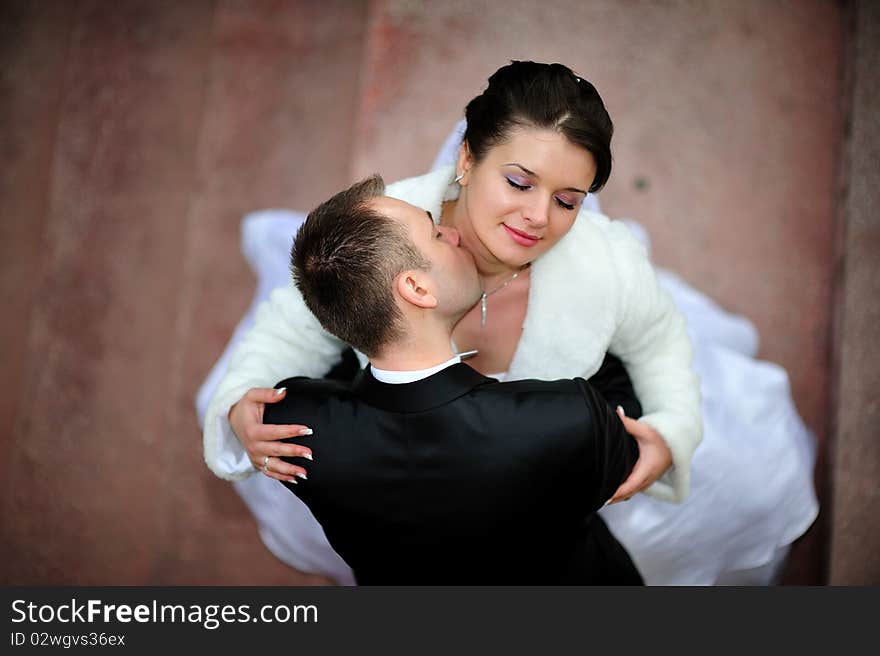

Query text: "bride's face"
[454, 127, 597, 271]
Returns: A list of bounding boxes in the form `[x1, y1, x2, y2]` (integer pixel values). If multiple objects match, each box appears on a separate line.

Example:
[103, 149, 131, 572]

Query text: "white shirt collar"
[370, 355, 462, 384]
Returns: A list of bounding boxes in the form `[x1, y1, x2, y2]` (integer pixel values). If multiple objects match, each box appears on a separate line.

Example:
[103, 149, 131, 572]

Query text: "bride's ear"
[456, 140, 474, 186]
[395, 271, 438, 309]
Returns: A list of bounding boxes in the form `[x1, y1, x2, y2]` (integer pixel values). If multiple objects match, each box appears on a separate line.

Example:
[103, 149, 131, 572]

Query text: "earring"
[454, 172, 464, 184]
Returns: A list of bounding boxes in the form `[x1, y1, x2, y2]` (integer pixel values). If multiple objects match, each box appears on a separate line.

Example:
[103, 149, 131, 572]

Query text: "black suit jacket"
[265, 356, 642, 585]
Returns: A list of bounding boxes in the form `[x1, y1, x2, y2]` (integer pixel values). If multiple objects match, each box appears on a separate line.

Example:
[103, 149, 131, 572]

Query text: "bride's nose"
[523, 196, 550, 228]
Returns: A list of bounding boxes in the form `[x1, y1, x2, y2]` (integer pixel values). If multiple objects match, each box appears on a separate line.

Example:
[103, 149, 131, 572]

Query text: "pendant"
[480, 293, 487, 328]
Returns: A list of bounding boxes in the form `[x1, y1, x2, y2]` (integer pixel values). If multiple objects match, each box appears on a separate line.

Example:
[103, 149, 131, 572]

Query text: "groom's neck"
[368, 323, 456, 372]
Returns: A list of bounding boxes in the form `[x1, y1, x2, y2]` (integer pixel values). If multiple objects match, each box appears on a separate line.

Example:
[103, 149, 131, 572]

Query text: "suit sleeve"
[585, 353, 642, 420]
[202, 284, 346, 480]
[575, 378, 640, 513]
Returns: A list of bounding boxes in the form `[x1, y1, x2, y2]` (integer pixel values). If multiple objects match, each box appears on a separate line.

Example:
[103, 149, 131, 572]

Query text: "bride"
[197, 61, 818, 585]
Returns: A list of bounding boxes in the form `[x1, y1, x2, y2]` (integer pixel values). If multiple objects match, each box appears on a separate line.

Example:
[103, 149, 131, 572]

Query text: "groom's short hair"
[292, 175, 430, 356]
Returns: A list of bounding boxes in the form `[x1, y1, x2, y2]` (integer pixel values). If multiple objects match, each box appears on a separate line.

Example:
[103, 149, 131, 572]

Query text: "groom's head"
[292, 175, 481, 357]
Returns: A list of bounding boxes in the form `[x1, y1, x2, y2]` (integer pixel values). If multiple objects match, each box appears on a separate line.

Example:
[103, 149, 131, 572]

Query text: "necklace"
[480, 264, 529, 328]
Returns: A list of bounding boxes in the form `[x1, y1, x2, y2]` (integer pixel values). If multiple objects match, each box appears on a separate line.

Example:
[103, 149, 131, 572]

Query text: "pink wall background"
[1, 0, 873, 584]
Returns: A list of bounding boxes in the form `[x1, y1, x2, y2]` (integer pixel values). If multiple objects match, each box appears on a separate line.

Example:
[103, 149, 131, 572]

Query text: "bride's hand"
[229, 387, 313, 483]
[607, 407, 673, 504]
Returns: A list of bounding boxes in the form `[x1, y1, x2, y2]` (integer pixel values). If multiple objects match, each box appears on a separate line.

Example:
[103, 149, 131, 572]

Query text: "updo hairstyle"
[464, 61, 613, 193]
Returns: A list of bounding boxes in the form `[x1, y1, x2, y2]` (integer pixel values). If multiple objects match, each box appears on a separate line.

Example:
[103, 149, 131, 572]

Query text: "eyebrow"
[504, 162, 587, 195]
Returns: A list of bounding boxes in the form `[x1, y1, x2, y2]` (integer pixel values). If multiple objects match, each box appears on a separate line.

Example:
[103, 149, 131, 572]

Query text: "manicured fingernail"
[302, 452, 313, 461]
[288, 477, 298, 484]
[603, 499, 612, 507]
[295, 472, 308, 481]
[275, 387, 286, 395]
[616, 405, 626, 417]
[300, 428, 313, 436]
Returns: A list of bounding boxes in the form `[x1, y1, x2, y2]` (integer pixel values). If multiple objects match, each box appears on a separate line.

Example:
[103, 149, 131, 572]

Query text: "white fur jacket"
[203, 165, 702, 502]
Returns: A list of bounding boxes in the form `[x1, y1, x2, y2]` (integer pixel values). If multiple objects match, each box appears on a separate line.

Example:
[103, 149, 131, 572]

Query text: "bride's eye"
[555, 196, 575, 211]
[506, 177, 530, 191]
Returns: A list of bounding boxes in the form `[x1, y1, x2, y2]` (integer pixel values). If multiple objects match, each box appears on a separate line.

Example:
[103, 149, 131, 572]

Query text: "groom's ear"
[395, 270, 438, 310]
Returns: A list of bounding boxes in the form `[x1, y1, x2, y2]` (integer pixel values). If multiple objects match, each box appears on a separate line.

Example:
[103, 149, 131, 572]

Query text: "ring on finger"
[261, 456, 270, 475]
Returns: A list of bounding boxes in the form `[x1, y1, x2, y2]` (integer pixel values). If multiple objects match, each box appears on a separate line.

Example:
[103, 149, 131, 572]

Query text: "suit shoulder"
[265, 377, 354, 427]
[274, 376, 353, 400]
[475, 377, 584, 399]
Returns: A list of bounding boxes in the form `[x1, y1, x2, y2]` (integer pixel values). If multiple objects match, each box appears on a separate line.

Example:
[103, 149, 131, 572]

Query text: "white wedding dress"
[196, 121, 819, 585]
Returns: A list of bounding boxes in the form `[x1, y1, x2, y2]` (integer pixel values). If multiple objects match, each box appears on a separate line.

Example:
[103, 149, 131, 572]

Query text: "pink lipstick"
[503, 224, 540, 247]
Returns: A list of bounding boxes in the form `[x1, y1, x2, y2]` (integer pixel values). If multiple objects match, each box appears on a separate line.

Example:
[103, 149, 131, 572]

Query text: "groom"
[264, 175, 644, 584]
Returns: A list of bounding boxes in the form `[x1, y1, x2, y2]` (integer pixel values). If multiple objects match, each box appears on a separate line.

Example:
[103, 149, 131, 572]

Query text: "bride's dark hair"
[464, 61, 613, 193]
